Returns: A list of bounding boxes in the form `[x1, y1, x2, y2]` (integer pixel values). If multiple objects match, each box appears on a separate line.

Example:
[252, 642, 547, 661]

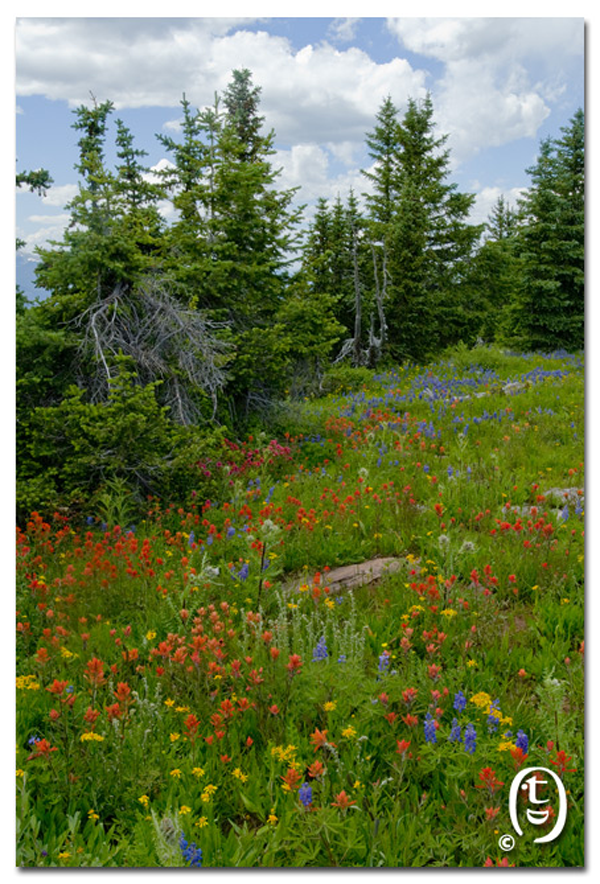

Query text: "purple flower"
[299, 783, 313, 807]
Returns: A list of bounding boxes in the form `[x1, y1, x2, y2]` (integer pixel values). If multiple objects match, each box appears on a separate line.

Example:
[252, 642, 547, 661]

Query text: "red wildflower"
[331, 790, 356, 809]
[307, 760, 325, 778]
[475, 768, 504, 796]
[550, 750, 577, 776]
[309, 728, 335, 752]
[396, 739, 411, 757]
[27, 738, 58, 761]
[84, 657, 106, 687]
[281, 767, 302, 790]
[46, 679, 69, 695]
[286, 654, 303, 676]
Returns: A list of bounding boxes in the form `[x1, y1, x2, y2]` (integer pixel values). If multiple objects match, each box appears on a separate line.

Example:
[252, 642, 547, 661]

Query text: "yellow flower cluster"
[138, 795, 150, 808]
[232, 768, 249, 783]
[341, 726, 357, 739]
[323, 701, 337, 712]
[270, 744, 298, 766]
[192, 767, 205, 779]
[16, 675, 41, 691]
[201, 784, 217, 803]
[80, 732, 104, 742]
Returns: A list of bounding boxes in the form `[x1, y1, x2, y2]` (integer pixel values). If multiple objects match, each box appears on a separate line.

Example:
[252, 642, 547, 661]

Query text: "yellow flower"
[60, 647, 74, 659]
[325, 599, 335, 609]
[138, 795, 150, 807]
[192, 767, 205, 779]
[16, 769, 25, 778]
[81, 732, 105, 742]
[195, 817, 209, 829]
[498, 740, 517, 752]
[146, 630, 156, 641]
[466, 659, 478, 668]
[561, 598, 570, 605]
[175, 706, 190, 713]
[440, 609, 457, 618]
[58, 852, 71, 861]
[470, 692, 492, 709]
[232, 768, 249, 783]
[170, 769, 182, 779]
[164, 698, 175, 707]
[170, 733, 180, 742]
[88, 809, 100, 820]
[178, 806, 192, 816]
[342, 726, 357, 739]
[267, 810, 278, 825]
[323, 701, 337, 712]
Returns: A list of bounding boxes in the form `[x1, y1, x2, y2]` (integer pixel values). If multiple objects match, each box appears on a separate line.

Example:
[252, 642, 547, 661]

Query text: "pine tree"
[362, 94, 482, 361]
[515, 109, 584, 351]
[466, 195, 521, 343]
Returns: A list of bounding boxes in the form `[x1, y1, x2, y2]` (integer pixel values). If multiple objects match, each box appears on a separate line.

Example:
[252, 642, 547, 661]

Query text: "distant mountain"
[16, 253, 50, 305]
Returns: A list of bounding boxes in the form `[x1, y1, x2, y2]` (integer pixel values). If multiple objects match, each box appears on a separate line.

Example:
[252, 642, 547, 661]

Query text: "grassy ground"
[16, 347, 584, 867]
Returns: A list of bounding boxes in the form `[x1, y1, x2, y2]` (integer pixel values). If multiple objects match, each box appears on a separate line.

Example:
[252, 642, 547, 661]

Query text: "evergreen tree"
[514, 109, 584, 351]
[362, 94, 482, 361]
[466, 195, 521, 343]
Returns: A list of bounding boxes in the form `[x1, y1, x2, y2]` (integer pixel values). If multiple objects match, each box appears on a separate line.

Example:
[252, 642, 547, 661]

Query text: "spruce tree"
[515, 109, 584, 352]
[362, 94, 482, 361]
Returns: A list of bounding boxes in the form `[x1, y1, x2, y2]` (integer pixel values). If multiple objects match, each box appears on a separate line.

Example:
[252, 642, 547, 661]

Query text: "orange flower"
[281, 767, 302, 790]
[106, 702, 122, 721]
[286, 654, 303, 676]
[475, 767, 504, 796]
[396, 739, 411, 757]
[84, 657, 106, 687]
[307, 760, 325, 778]
[46, 679, 69, 695]
[113, 682, 132, 703]
[331, 790, 356, 809]
[27, 738, 58, 761]
[83, 707, 100, 728]
[309, 728, 335, 752]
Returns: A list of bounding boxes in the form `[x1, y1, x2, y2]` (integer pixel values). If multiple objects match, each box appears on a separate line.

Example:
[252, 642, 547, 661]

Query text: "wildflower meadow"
[15, 347, 584, 867]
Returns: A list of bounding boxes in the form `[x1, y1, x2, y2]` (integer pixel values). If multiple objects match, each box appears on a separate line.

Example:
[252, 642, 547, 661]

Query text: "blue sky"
[15, 13, 585, 275]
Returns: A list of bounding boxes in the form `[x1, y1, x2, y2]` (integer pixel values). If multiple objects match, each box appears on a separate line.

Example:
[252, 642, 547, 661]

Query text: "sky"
[14, 12, 585, 284]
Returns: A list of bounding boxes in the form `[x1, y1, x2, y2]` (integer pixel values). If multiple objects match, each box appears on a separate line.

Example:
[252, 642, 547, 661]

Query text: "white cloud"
[19, 215, 71, 254]
[41, 183, 79, 207]
[16, 18, 427, 148]
[470, 185, 526, 227]
[386, 17, 583, 163]
[328, 18, 360, 44]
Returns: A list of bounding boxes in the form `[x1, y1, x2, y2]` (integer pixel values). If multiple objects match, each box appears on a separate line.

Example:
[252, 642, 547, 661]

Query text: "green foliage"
[512, 109, 584, 352]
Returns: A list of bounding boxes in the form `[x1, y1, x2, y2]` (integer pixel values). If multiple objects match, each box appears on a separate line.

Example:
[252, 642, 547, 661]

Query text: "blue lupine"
[238, 563, 249, 581]
[86, 516, 94, 526]
[447, 465, 454, 478]
[227, 527, 236, 538]
[206, 535, 213, 546]
[515, 730, 529, 754]
[453, 691, 467, 713]
[487, 699, 501, 734]
[188, 531, 195, 548]
[179, 834, 203, 867]
[378, 651, 390, 674]
[561, 505, 569, 522]
[298, 783, 313, 807]
[312, 636, 329, 662]
[464, 723, 477, 754]
[424, 713, 437, 744]
[337, 655, 347, 664]
[448, 718, 461, 742]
